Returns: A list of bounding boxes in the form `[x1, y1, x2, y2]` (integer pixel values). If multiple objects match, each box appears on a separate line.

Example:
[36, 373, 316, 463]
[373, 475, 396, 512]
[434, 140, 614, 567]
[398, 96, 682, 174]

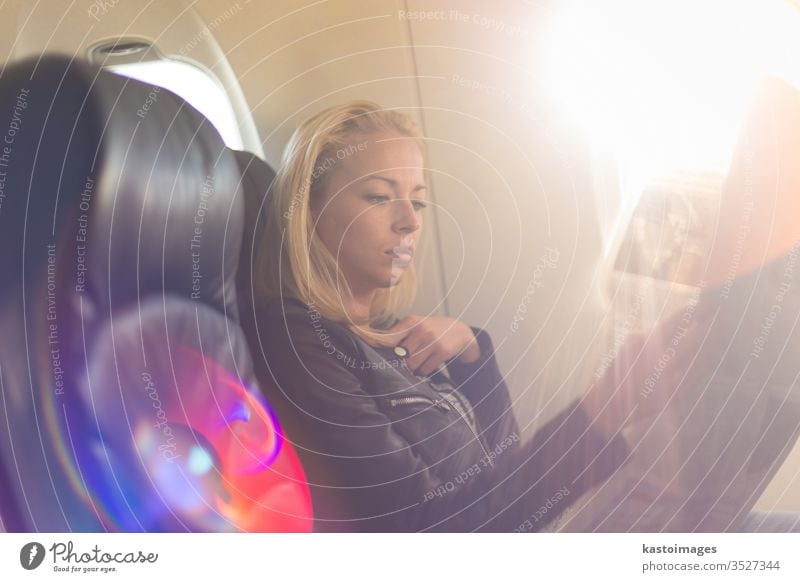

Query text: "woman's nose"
[392, 199, 420, 233]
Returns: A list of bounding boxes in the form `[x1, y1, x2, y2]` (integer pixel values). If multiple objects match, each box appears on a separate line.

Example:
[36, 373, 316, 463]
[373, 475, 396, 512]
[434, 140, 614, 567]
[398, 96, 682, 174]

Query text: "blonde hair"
[256, 101, 426, 347]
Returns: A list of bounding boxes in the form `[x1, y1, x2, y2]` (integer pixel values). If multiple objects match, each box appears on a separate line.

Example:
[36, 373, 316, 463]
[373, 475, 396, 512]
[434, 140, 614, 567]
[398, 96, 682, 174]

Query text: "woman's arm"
[482, 398, 631, 531]
[444, 326, 521, 453]
[254, 302, 627, 531]
[446, 326, 631, 530]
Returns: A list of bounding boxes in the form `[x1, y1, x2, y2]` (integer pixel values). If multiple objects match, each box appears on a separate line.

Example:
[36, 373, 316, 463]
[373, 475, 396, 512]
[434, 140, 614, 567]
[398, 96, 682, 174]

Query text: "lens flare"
[43, 330, 312, 532]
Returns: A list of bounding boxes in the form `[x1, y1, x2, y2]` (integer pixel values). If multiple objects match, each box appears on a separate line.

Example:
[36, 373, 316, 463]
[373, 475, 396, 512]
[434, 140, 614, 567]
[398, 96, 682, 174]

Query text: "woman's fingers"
[385, 315, 476, 375]
[629, 313, 709, 421]
[386, 316, 430, 370]
[403, 331, 437, 371]
[415, 350, 445, 377]
[384, 316, 425, 355]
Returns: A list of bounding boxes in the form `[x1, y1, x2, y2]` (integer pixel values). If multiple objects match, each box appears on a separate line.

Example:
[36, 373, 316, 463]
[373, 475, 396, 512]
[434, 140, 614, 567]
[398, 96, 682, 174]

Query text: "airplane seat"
[228, 148, 277, 346]
[0, 54, 311, 532]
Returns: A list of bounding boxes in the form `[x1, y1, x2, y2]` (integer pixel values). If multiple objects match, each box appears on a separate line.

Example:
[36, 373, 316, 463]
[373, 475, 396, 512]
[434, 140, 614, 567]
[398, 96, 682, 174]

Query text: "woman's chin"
[388, 268, 407, 287]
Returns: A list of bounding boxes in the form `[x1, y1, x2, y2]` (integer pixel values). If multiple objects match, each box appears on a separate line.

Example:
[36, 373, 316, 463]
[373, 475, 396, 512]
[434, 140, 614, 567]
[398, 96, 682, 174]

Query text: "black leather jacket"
[249, 296, 629, 531]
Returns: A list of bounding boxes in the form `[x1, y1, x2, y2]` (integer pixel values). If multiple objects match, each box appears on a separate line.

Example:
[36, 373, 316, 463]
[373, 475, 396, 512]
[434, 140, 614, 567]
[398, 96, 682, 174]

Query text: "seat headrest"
[0, 54, 243, 320]
[229, 148, 276, 329]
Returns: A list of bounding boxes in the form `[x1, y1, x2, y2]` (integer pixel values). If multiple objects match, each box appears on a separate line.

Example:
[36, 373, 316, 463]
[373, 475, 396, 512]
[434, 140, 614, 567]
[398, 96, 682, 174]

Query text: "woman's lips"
[386, 249, 413, 263]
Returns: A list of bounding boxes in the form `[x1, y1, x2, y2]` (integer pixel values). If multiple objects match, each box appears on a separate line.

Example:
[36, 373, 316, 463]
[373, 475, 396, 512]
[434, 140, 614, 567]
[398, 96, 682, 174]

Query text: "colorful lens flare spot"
[188, 445, 214, 475]
[133, 347, 314, 532]
[58, 340, 313, 532]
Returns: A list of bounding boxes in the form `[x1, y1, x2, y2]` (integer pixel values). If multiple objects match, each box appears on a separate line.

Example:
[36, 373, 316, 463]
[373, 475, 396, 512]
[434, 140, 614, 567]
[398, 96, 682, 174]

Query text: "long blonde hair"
[256, 101, 426, 346]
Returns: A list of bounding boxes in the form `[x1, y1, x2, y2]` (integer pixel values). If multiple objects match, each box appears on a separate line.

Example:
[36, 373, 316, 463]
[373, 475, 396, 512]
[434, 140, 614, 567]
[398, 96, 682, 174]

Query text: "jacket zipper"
[447, 395, 495, 468]
[389, 394, 495, 468]
[389, 395, 451, 410]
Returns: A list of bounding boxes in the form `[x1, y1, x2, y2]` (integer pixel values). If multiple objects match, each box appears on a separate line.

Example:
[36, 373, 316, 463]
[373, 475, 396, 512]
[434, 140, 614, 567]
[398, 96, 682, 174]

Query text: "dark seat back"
[0, 55, 311, 532]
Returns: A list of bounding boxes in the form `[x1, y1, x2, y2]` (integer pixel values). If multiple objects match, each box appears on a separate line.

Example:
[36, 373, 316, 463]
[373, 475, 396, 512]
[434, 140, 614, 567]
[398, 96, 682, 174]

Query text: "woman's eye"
[365, 195, 427, 211]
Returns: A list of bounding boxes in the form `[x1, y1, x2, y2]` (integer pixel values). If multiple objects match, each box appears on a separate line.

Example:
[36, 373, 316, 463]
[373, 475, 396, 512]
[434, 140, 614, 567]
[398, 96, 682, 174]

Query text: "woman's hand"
[580, 308, 708, 440]
[385, 315, 481, 377]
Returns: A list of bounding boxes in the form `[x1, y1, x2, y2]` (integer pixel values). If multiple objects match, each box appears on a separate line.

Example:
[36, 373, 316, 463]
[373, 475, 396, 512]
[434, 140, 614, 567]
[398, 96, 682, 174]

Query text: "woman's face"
[310, 131, 427, 297]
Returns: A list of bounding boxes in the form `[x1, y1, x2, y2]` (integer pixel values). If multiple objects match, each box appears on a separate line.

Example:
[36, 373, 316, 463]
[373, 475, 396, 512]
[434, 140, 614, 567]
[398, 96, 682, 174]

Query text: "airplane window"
[107, 59, 244, 150]
[544, 0, 800, 174]
[542, 0, 800, 263]
[537, 0, 800, 334]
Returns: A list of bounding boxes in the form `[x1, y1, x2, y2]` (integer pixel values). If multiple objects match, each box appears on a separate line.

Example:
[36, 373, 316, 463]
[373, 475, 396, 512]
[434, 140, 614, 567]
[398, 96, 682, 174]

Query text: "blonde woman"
[247, 101, 680, 532]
